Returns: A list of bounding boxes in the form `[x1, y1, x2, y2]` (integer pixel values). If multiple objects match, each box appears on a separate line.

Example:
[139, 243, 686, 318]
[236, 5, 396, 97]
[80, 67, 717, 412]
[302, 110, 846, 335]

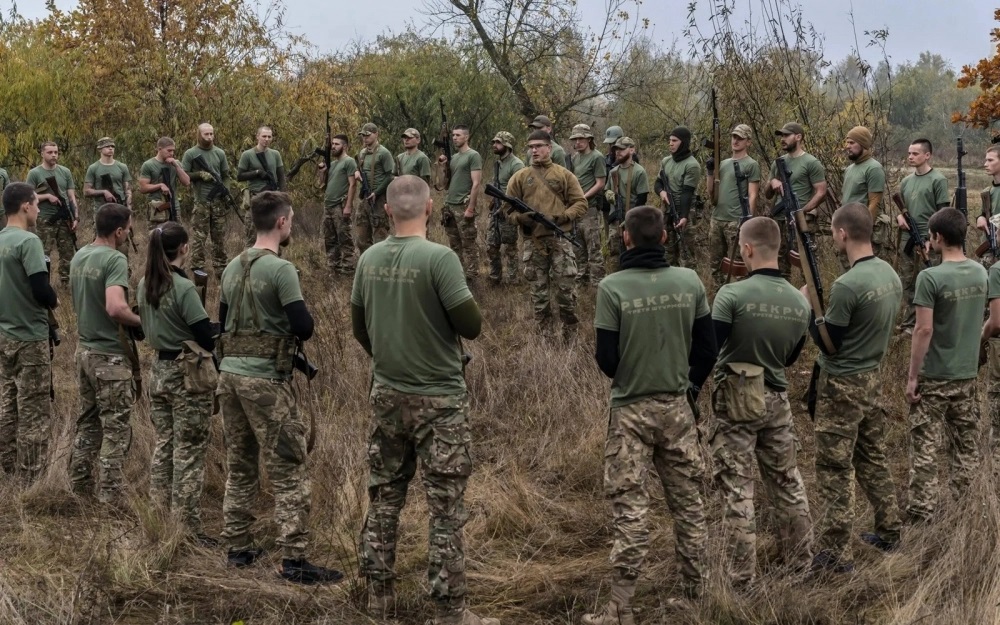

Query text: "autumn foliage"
[953, 9, 1000, 129]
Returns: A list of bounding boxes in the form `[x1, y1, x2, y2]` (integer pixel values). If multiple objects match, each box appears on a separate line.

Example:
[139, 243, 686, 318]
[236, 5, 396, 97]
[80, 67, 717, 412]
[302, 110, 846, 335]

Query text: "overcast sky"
[12, 0, 996, 69]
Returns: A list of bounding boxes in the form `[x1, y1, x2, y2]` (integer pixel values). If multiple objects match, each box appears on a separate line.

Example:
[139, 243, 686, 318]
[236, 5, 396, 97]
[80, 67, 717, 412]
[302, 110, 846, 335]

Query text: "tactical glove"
[705, 157, 715, 173]
[554, 213, 572, 225]
[604, 189, 616, 204]
[197, 171, 215, 182]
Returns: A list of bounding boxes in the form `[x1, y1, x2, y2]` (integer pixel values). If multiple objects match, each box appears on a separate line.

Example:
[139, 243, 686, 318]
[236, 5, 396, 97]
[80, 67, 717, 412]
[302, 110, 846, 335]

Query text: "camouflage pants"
[148, 360, 213, 532]
[607, 220, 623, 273]
[813, 368, 901, 559]
[485, 211, 519, 283]
[604, 393, 707, 597]
[356, 193, 390, 255]
[442, 203, 480, 279]
[576, 211, 605, 285]
[218, 372, 311, 559]
[522, 236, 578, 330]
[988, 338, 1000, 463]
[37, 219, 76, 284]
[665, 215, 691, 268]
[906, 378, 981, 521]
[898, 244, 939, 329]
[709, 218, 742, 287]
[0, 336, 51, 481]
[322, 202, 356, 274]
[711, 389, 812, 582]
[190, 199, 229, 276]
[360, 383, 473, 616]
[69, 349, 136, 502]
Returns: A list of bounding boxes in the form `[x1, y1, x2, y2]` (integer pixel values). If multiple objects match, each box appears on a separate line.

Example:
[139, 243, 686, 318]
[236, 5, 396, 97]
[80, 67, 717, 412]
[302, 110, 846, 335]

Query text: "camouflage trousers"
[69, 349, 136, 502]
[522, 235, 578, 331]
[218, 372, 311, 559]
[190, 199, 229, 276]
[443, 203, 480, 279]
[898, 244, 939, 329]
[987, 338, 1000, 464]
[576, 211, 605, 285]
[361, 383, 473, 616]
[607, 220, 623, 273]
[485, 210, 519, 283]
[356, 193, 390, 255]
[322, 202, 356, 275]
[813, 368, 901, 559]
[0, 335, 52, 481]
[37, 219, 76, 284]
[711, 388, 812, 582]
[709, 218, 742, 288]
[906, 377, 981, 521]
[665, 215, 691, 268]
[604, 393, 707, 597]
[148, 359, 213, 532]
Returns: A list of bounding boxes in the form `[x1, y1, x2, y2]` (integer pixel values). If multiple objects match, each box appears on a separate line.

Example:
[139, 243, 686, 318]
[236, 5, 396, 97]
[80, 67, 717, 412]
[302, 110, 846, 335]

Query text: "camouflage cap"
[568, 124, 594, 140]
[775, 122, 805, 137]
[603, 125, 624, 144]
[528, 115, 552, 129]
[96, 137, 115, 149]
[358, 122, 379, 136]
[614, 136, 636, 149]
[731, 124, 753, 139]
[492, 131, 515, 149]
[401, 128, 420, 139]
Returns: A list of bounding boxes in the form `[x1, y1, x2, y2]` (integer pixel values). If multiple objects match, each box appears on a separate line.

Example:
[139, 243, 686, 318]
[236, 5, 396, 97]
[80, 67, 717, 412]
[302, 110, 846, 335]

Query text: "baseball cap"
[614, 136, 636, 149]
[775, 122, 805, 137]
[731, 124, 752, 139]
[604, 126, 624, 144]
[358, 122, 379, 136]
[528, 115, 552, 129]
[96, 137, 115, 149]
[401, 128, 420, 139]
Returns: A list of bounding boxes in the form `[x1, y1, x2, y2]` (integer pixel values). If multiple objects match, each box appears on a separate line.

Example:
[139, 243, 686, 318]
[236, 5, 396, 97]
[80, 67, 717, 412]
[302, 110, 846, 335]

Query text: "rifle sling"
[791, 212, 836, 354]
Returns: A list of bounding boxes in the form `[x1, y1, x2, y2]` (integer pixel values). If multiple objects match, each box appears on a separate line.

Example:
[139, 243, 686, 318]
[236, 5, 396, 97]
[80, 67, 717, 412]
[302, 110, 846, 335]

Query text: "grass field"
[3, 169, 1000, 625]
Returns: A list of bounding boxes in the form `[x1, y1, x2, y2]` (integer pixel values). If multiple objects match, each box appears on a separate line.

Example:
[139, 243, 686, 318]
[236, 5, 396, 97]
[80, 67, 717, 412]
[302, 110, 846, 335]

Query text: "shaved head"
[739, 217, 780, 258]
[198, 123, 213, 134]
[387, 175, 431, 221]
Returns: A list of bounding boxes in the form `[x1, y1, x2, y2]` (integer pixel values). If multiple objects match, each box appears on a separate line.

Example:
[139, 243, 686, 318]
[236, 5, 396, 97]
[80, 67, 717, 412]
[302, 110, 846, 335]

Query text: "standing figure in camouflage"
[905, 208, 985, 522]
[654, 127, 702, 267]
[486, 131, 524, 286]
[68, 203, 142, 502]
[26, 141, 79, 285]
[981, 145, 1000, 461]
[217, 191, 341, 584]
[605, 138, 648, 274]
[0, 166, 9, 190]
[138, 222, 217, 541]
[181, 123, 232, 277]
[976, 144, 1000, 239]
[601, 126, 626, 255]
[711, 216, 813, 584]
[354, 123, 395, 253]
[139, 137, 191, 226]
[442, 125, 483, 280]
[840, 126, 889, 268]
[528, 115, 570, 168]
[84, 137, 132, 215]
[706, 125, 761, 287]
[0, 183, 58, 482]
[569, 124, 607, 286]
[805, 203, 902, 573]
[237, 126, 285, 244]
[507, 130, 587, 340]
[586, 206, 717, 624]
[397, 128, 433, 185]
[352, 176, 496, 625]
[316, 134, 358, 275]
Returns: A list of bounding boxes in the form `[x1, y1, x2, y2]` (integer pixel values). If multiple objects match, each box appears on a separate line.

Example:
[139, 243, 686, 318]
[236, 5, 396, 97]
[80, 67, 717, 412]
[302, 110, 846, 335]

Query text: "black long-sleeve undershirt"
[28, 272, 57, 309]
[808, 314, 848, 356]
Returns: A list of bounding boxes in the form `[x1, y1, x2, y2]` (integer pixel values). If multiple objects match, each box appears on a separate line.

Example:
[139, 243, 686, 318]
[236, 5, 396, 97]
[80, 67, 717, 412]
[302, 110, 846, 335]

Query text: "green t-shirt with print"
[351, 236, 474, 396]
[26, 165, 75, 220]
[138, 270, 209, 352]
[357, 144, 395, 197]
[658, 155, 702, 196]
[713, 156, 761, 221]
[324, 156, 358, 208]
[181, 145, 230, 203]
[913, 259, 987, 380]
[769, 152, 825, 212]
[0, 226, 49, 342]
[397, 150, 432, 181]
[572, 149, 608, 211]
[900, 169, 950, 240]
[85, 160, 131, 205]
[609, 163, 649, 210]
[841, 158, 885, 205]
[70, 244, 130, 354]
[445, 149, 483, 205]
[237, 148, 283, 195]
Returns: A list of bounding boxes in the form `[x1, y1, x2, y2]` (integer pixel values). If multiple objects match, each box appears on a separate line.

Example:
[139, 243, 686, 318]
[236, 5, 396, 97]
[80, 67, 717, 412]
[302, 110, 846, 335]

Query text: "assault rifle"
[192, 154, 246, 225]
[287, 111, 331, 180]
[891, 192, 930, 267]
[100, 173, 138, 252]
[488, 160, 503, 246]
[955, 136, 968, 219]
[720, 161, 753, 282]
[254, 151, 279, 191]
[656, 170, 691, 260]
[358, 165, 375, 213]
[193, 269, 209, 305]
[484, 183, 581, 248]
[608, 169, 626, 224]
[44, 176, 78, 251]
[776, 157, 836, 354]
[45, 256, 58, 400]
[975, 189, 999, 259]
[293, 338, 318, 380]
[433, 98, 452, 190]
[704, 87, 722, 204]
[161, 165, 179, 222]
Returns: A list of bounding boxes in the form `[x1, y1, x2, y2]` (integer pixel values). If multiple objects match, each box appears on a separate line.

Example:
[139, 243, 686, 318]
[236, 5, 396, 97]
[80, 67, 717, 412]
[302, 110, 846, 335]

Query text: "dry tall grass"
[3, 176, 1000, 625]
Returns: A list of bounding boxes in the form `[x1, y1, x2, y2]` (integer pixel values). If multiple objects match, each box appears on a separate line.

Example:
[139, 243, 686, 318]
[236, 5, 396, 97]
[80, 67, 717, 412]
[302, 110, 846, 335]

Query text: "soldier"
[569, 124, 607, 285]
[485, 131, 524, 286]
[68, 203, 142, 502]
[654, 126, 701, 267]
[139, 137, 191, 226]
[354, 122, 395, 254]
[442, 125, 482, 279]
[217, 191, 340, 584]
[397, 128, 432, 185]
[181, 123, 232, 277]
[840, 126, 888, 268]
[764, 123, 827, 279]
[316, 134, 358, 275]
[84, 137, 132, 213]
[26, 141, 79, 285]
[804, 203, 902, 573]
[711, 216, 812, 584]
[0, 183, 58, 482]
[896, 139, 949, 333]
[605, 137, 648, 273]
[507, 130, 587, 340]
[0, 166, 9, 190]
[527, 114, 570, 168]
[975, 144, 1000, 246]
[138, 221, 217, 541]
[352, 176, 496, 625]
[706, 124, 761, 287]
[237, 126, 285, 243]
[904, 208, 985, 522]
[585, 206, 716, 624]
[981, 145, 1000, 461]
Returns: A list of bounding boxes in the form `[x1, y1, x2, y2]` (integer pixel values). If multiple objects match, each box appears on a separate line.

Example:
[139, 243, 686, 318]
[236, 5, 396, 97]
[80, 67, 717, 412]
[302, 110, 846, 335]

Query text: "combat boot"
[426, 608, 500, 625]
[582, 580, 636, 625]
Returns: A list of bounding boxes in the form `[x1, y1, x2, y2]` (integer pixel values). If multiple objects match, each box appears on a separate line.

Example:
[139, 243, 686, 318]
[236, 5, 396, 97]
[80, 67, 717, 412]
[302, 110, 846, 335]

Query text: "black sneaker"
[811, 550, 855, 574]
[195, 534, 220, 548]
[227, 548, 263, 568]
[861, 532, 899, 552]
[279, 559, 344, 585]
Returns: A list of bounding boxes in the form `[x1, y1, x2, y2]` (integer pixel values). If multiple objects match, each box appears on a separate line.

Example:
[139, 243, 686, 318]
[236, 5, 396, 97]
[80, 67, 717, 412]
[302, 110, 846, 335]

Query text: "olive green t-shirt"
[609, 163, 649, 209]
[85, 160, 131, 204]
[26, 165, 75, 220]
[986, 184, 1000, 218]
[445, 149, 483, 205]
[324, 156, 358, 208]
[769, 152, 825, 211]
[551, 143, 568, 169]
[913, 259, 987, 380]
[70, 244, 130, 354]
[572, 149, 608, 211]
[900, 169, 949, 239]
[713, 155, 761, 221]
[219, 249, 304, 379]
[139, 158, 175, 203]
[138, 270, 209, 352]
[397, 150, 432, 181]
[237, 148, 283, 194]
[989, 262, 1000, 301]
[181, 145, 229, 202]
[357, 144, 395, 197]
[841, 158, 885, 205]
[351, 236, 474, 396]
[817, 256, 901, 376]
[595, 266, 710, 406]
[658, 155, 702, 196]
[495, 152, 525, 193]
[0, 226, 49, 342]
[712, 271, 809, 390]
